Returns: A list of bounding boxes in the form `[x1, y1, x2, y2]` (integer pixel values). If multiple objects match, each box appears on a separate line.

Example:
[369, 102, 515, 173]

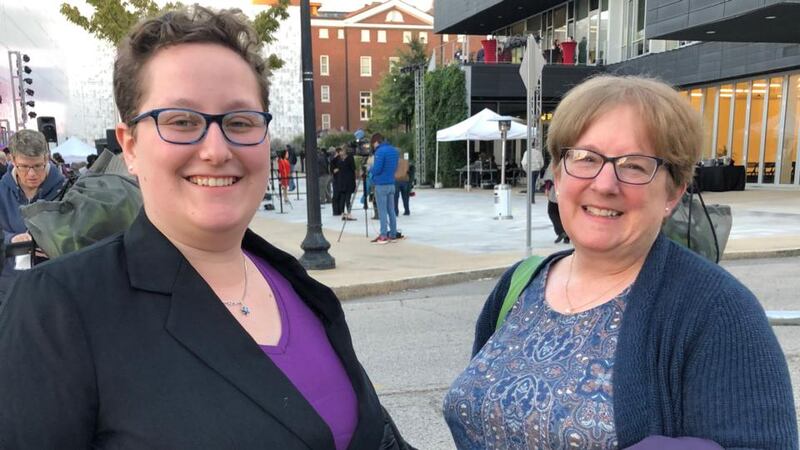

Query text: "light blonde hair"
[546, 75, 702, 189]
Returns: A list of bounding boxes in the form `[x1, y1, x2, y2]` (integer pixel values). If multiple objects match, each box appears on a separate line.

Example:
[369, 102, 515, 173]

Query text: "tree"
[60, 0, 289, 70]
[371, 38, 428, 133]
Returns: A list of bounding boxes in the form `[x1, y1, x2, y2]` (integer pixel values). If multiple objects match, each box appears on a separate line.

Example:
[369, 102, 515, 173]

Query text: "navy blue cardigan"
[472, 233, 797, 449]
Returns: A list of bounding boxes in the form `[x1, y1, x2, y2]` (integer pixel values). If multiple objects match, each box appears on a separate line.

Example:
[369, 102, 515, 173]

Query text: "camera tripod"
[337, 169, 373, 242]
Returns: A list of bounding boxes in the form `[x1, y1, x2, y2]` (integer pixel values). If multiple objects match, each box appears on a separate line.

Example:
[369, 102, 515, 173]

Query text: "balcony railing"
[432, 34, 598, 68]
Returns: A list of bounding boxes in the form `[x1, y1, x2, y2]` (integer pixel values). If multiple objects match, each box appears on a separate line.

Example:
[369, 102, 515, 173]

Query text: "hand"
[11, 232, 32, 243]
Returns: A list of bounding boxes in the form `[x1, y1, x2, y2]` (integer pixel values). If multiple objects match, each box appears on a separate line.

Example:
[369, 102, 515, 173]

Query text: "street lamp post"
[298, 0, 335, 270]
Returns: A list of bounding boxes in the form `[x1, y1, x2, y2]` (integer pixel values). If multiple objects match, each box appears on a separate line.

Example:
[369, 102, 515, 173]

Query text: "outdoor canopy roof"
[435, 108, 529, 142]
[51, 136, 97, 164]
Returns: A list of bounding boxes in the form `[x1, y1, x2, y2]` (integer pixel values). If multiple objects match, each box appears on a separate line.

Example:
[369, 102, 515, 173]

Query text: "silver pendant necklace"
[222, 253, 250, 316]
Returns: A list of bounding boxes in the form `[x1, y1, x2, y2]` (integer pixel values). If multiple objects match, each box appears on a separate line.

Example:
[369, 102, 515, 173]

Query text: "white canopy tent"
[434, 108, 530, 188]
[51, 136, 97, 164]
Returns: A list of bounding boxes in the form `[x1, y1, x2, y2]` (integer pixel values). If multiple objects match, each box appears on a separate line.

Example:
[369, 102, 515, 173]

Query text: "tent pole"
[435, 141, 440, 188]
[466, 140, 471, 191]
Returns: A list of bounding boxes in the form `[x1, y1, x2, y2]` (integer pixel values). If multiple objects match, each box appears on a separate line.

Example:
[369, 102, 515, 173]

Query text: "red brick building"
[310, 0, 483, 133]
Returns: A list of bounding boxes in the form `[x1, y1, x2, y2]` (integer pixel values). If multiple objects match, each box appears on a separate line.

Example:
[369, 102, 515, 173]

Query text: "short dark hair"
[113, 5, 270, 124]
[370, 132, 384, 147]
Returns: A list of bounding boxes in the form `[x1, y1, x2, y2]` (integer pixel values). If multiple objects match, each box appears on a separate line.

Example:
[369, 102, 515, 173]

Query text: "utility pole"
[298, 0, 335, 270]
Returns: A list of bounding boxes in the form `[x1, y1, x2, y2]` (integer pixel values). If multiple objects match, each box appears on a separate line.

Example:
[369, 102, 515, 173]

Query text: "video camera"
[348, 139, 371, 157]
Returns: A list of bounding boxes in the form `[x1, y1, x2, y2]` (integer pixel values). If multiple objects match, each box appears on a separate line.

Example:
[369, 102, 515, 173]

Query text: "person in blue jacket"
[368, 133, 402, 244]
[0, 129, 65, 296]
[443, 75, 796, 449]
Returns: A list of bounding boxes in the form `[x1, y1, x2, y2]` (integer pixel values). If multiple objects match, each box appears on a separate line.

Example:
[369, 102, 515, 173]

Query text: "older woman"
[443, 75, 796, 449]
[0, 7, 412, 449]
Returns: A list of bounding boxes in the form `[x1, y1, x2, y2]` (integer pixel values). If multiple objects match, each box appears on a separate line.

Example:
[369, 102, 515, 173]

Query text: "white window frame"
[386, 11, 404, 22]
[359, 91, 372, 121]
[320, 55, 329, 76]
[318, 28, 329, 39]
[377, 30, 387, 43]
[389, 56, 400, 71]
[337, 29, 344, 39]
[320, 85, 330, 103]
[361, 29, 370, 42]
[443, 34, 449, 42]
[360, 56, 372, 77]
[418, 32, 428, 43]
[403, 31, 412, 43]
[321, 113, 331, 130]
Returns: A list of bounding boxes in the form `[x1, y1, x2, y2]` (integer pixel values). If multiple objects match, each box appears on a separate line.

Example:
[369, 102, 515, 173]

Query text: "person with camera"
[0, 129, 65, 296]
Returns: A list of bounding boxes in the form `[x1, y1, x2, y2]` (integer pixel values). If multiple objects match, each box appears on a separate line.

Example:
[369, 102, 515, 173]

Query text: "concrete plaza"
[250, 185, 800, 299]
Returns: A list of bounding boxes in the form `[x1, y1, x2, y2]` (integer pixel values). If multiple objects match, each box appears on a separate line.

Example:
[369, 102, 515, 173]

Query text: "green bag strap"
[495, 255, 545, 331]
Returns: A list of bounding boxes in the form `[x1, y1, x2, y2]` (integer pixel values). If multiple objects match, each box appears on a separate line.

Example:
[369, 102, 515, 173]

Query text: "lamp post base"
[300, 230, 336, 270]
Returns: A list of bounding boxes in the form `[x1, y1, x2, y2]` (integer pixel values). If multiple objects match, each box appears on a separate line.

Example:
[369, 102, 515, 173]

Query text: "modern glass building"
[435, 0, 800, 188]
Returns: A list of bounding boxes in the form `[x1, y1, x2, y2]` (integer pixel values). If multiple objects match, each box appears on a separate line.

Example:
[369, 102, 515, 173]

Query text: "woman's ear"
[116, 123, 136, 175]
[665, 182, 686, 218]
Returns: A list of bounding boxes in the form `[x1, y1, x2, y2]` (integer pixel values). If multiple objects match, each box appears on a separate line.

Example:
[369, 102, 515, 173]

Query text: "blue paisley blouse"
[443, 257, 629, 450]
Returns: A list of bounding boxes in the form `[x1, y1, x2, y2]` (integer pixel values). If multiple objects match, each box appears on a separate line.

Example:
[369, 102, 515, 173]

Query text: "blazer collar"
[123, 212, 341, 449]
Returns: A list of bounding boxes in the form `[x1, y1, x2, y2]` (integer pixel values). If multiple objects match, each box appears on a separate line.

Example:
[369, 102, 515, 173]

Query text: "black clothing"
[0, 211, 413, 449]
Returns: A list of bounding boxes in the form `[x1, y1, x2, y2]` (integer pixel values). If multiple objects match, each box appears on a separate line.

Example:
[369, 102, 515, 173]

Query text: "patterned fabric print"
[444, 258, 628, 450]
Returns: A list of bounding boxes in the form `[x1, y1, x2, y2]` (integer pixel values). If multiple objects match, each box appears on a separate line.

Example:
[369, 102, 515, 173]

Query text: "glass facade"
[682, 71, 800, 187]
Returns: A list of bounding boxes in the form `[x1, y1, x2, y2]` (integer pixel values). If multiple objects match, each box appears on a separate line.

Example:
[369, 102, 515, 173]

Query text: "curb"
[332, 247, 800, 300]
[332, 266, 508, 300]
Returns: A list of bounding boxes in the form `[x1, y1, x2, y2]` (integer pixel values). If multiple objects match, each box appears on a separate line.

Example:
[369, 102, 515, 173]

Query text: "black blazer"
[0, 212, 407, 449]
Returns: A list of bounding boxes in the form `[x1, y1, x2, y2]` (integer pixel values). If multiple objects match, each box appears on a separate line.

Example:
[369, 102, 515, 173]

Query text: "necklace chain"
[563, 254, 632, 314]
[222, 253, 250, 316]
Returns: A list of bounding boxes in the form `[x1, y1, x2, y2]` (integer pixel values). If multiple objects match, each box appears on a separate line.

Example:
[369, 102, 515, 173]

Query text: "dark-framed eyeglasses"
[561, 147, 669, 185]
[130, 108, 272, 146]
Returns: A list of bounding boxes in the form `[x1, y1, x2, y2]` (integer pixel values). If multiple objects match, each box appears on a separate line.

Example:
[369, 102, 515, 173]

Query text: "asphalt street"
[343, 256, 800, 450]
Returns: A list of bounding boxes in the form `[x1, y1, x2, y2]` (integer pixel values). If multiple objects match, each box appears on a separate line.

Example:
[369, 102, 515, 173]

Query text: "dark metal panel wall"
[611, 41, 800, 87]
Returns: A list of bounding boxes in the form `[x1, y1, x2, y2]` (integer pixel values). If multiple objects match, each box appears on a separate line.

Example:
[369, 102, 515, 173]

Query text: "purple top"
[249, 254, 358, 450]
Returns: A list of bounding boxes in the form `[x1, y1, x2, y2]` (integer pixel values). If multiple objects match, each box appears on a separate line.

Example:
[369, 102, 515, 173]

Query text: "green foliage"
[371, 39, 428, 133]
[384, 130, 414, 161]
[319, 131, 354, 150]
[423, 65, 467, 187]
[59, 0, 288, 70]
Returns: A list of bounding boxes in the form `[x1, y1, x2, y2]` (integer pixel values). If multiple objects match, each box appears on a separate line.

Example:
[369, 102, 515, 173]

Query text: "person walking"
[369, 133, 401, 243]
[520, 147, 544, 203]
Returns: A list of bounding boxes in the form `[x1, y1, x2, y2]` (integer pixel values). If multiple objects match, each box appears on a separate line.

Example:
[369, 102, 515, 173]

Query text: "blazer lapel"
[125, 212, 334, 449]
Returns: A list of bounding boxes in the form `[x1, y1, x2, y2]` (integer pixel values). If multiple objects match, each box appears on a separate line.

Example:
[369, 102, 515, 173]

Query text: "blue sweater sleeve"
[681, 281, 797, 449]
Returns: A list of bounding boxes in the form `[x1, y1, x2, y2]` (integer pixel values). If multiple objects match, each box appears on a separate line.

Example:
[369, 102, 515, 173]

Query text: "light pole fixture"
[298, 0, 335, 270]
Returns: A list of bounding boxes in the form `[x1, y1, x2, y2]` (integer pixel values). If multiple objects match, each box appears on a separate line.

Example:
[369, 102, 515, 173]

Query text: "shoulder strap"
[495, 255, 545, 331]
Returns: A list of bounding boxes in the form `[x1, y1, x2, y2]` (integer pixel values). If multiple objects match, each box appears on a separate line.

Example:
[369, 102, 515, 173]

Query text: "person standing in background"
[394, 153, 411, 216]
[521, 146, 544, 203]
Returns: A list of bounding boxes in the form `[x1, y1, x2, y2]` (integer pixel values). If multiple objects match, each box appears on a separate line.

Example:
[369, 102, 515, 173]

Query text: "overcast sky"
[319, 0, 433, 12]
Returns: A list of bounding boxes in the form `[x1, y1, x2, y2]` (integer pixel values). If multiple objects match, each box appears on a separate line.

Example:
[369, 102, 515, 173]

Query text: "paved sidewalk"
[252, 187, 800, 299]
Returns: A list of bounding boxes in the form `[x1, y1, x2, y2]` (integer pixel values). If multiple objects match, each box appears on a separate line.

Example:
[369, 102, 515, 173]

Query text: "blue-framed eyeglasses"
[561, 147, 670, 185]
[130, 108, 272, 146]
